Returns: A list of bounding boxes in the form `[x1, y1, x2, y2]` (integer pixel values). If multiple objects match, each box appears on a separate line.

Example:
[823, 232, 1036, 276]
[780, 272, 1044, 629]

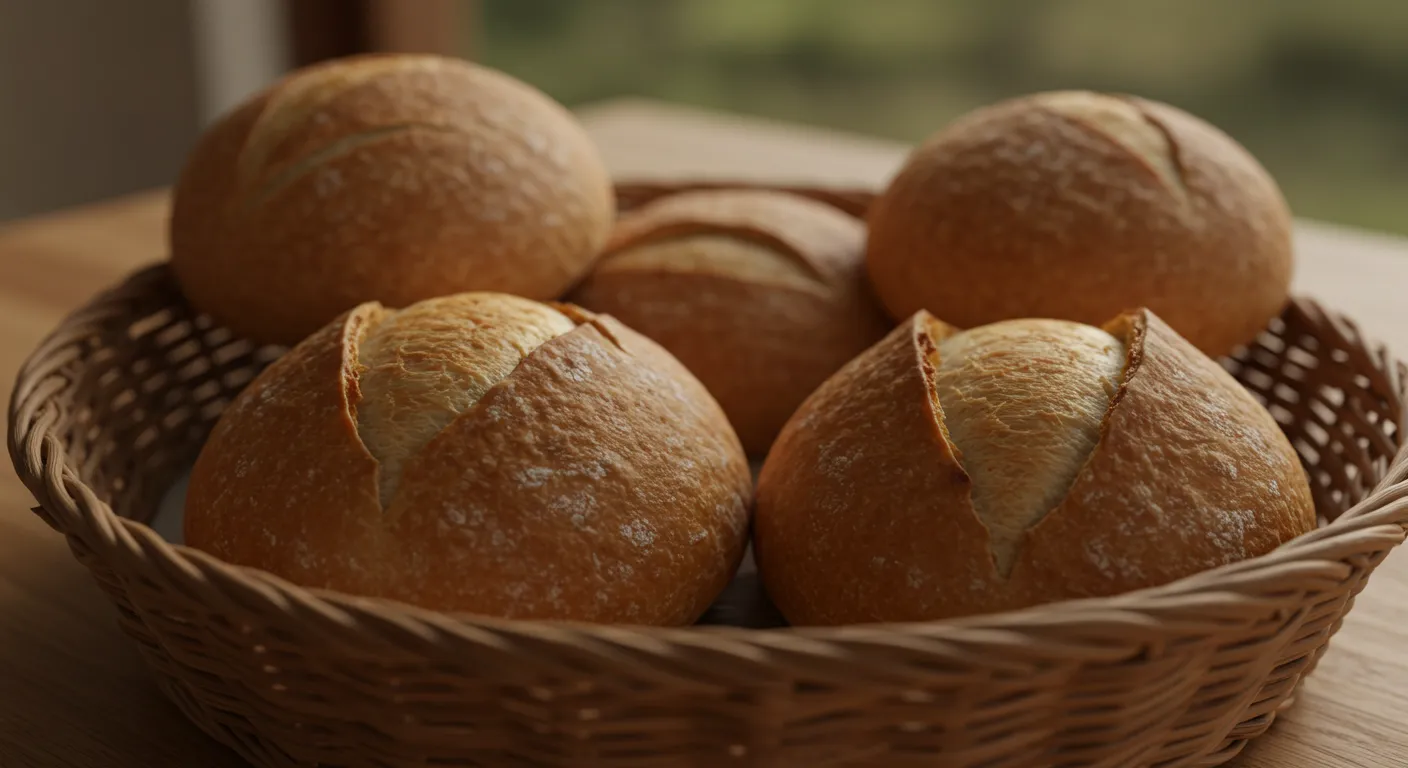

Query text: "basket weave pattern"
[10, 185, 1408, 767]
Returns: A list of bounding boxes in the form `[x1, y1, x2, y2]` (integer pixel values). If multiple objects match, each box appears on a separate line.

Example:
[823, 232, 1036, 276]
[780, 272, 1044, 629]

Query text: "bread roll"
[170, 54, 614, 346]
[755, 308, 1315, 625]
[184, 293, 752, 625]
[570, 189, 891, 455]
[865, 91, 1293, 356]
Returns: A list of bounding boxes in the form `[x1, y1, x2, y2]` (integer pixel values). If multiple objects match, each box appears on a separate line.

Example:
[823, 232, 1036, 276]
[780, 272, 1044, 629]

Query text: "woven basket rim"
[11, 186, 1408, 656]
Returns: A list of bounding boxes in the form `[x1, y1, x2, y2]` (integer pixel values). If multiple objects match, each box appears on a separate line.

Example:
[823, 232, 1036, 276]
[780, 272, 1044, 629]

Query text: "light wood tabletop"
[2, 99, 1407, 767]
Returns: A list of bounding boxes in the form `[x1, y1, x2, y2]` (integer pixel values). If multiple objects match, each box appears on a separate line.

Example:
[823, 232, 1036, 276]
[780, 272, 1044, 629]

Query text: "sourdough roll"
[570, 189, 892, 455]
[866, 91, 1294, 356]
[184, 293, 752, 624]
[171, 54, 614, 345]
[755, 308, 1316, 625]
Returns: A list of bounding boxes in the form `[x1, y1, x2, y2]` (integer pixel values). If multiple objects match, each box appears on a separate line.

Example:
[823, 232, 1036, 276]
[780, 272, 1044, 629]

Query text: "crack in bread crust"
[927, 318, 1129, 577]
[350, 295, 577, 507]
[602, 190, 860, 286]
[595, 234, 830, 293]
[236, 56, 445, 186]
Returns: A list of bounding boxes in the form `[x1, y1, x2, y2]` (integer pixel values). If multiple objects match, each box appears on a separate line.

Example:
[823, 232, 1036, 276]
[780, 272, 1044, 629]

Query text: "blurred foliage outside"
[471, 0, 1408, 235]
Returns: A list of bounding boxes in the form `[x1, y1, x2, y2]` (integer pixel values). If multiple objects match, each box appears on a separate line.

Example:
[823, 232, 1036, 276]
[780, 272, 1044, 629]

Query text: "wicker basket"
[10, 183, 1408, 768]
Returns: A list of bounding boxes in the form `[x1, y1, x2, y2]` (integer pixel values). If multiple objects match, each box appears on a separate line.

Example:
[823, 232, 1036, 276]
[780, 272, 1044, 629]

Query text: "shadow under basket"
[10, 183, 1408, 768]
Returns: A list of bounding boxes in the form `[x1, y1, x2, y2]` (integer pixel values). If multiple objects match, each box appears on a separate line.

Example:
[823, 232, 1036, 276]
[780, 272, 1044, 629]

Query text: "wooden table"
[2, 100, 1407, 768]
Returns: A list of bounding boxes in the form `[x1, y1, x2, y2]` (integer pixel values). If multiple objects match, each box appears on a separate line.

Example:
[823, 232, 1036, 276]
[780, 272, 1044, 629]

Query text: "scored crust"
[932, 319, 1127, 577]
[570, 190, 892, 455]
[185, 301, 752, 624]
[601, 189, 867, 282]
[353, 294, 576, 505]
[171, 54, 615, 346]
[864, 90, 1293, 357]
[755, 308, 1315, 625]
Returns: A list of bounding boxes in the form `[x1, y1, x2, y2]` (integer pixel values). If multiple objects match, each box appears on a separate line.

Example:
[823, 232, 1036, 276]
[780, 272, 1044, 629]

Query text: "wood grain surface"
[2, 99, 1406, 767]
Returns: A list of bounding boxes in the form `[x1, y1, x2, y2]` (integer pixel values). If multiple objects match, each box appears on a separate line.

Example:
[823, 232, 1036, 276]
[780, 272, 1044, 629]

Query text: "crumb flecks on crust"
[187, 299, 751, 624]
[595, 235, 828, 294]
[349, 294, 575, 506]
[755, 309, 1313, 625]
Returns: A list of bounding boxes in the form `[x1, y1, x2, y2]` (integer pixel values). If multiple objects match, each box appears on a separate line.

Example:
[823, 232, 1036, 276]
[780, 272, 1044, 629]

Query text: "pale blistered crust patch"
[352, 294, 575, 506]
[384, 317, 752, 623]
[602, 189, 862, 284]
[757, 308, 1313, 625]
[596, 235, 826, 293]
[931, 319, 1126, 576]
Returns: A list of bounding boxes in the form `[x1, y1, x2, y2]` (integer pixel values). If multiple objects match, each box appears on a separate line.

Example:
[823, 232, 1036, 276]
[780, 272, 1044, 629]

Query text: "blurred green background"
[469, 0, 1408, 235]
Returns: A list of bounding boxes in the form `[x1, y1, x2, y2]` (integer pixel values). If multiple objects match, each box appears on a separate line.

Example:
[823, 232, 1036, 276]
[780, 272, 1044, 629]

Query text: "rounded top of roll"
[865, 90, 1294, 356]
[171, 54, 615, 345]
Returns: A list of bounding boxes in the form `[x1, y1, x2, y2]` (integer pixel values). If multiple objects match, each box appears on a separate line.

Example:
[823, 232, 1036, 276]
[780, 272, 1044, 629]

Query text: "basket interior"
[46, 269, 285, 525]
[1223, 312, 1402, 519]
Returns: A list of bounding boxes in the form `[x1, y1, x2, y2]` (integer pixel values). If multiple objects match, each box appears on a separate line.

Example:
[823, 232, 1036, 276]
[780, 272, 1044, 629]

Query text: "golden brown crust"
[755, 316, 996, 624]
[604, 189, 865, 280]
[865, 91, 1293, 356]
[1011, 310, 1315, 600]
[170, 54, 615, 346]
[185, 305, 386, 596]
[933, 319, 1126, 577]
[353, 294, 575, 505]
[185, 300, 752, 624]
[571, 190, 892, 455]
[755, 309, 1316, 625]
